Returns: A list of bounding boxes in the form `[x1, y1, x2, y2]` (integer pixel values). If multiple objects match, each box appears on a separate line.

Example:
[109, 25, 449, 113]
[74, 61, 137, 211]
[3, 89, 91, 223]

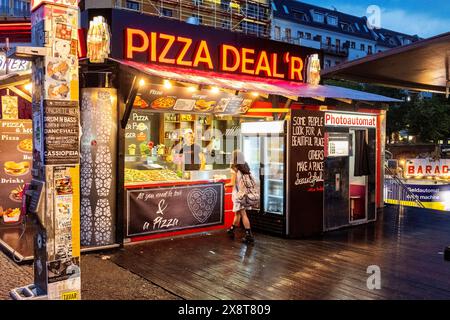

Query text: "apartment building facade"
[82, 0, 272, 38]
[271, 0, 420, 68]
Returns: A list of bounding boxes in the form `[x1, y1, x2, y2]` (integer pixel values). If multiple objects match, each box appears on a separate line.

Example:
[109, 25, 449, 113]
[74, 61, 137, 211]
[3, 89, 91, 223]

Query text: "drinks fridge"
[241, 121, 287, 233]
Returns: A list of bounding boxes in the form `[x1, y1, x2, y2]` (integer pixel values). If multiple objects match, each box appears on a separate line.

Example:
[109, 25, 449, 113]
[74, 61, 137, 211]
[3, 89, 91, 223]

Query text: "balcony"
[321, 43, 348, 57]
[278, 37, 321, 49]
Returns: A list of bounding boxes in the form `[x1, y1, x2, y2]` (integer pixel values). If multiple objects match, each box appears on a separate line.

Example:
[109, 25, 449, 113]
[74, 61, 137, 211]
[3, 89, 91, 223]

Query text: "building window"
[13, 0, 30, 16]
[196, 14, 203, 24]
[126, 0, 140, 11]
[368, 45, 373, 54]
[326, 37, 331, 46]
[245, 3, 259, 19]
[350, 41, 356, 49]
[315, 35, 322, 42]
[220, 0, 230, 10]
[293, 10, 308, 22]
[335, 39, 340, 48]
[325, 60, 332, 68]
[312, 11, 325, 23]
[222, 20, 230, 30]
[242, 21, 263, 36]
[285, 28, 292, 41]
[274, 26, 281, 40]
[327, 15, 338, 26]
[360, 44, 365, 51]
[305, 32, 311, 40]
[340, 22, 354, 32]
[162, 8, 173, 17]
[297, 31, 304, 38]
[282, 5, 289, 14]
[271, 2, 277, 11]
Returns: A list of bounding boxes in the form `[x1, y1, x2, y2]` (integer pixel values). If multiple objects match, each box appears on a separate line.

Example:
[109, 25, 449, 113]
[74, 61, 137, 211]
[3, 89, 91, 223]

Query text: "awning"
[110, 58, 401, 103]
[321, 32, 450, 94]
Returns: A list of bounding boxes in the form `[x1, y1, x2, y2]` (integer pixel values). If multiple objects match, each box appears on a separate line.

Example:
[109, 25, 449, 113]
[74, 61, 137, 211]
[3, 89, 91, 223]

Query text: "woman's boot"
[243, 229, 254, 243]
[227, 225, 237, 238]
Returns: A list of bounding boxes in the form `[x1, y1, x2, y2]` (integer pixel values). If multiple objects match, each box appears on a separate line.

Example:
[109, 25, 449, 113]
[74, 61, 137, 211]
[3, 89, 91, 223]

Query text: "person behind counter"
[174, 128, 206, 171]
[225, 150, 256, 243]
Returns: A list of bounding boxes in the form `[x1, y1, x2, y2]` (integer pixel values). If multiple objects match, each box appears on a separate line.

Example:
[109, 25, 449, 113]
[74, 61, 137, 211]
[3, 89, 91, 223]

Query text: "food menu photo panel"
[0, 120, 33, 225]
[135, 79, 257, 115]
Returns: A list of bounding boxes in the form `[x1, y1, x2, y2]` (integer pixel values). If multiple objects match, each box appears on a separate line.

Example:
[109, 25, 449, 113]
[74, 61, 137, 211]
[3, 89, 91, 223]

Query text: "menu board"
[288, 110, 324, 237]
[125, 110, 153, 156]
[0, 120, 32, 225]
[43, 100, 80, 165]
[127, 183, 224, 237]
[135, 83, 254, 115]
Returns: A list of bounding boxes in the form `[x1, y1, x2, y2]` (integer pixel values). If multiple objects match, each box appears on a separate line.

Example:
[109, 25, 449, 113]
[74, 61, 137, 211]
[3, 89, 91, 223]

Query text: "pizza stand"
[76, 7, 400, 249]
[7, 3, 400, 300]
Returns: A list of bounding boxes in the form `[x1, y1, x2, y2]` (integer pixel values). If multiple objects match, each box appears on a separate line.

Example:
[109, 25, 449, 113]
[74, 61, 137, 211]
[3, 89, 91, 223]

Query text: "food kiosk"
[77, 8, 397, 247]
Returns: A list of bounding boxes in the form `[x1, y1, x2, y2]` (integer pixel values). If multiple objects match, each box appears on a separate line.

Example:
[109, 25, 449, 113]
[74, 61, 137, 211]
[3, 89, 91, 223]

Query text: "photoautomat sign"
[325, 112, 377, 128]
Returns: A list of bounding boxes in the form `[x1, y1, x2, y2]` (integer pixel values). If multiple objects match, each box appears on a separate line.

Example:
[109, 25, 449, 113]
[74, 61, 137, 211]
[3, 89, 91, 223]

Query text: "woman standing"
[225, 150, 256, 243]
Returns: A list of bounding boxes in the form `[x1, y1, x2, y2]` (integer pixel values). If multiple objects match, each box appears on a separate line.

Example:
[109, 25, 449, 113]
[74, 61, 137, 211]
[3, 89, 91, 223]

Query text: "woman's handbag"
[236, 171, 260, 208]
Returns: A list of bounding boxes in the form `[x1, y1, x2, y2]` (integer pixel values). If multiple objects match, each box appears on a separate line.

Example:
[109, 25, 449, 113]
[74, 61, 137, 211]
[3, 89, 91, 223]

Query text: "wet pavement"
[1, 205, 450, 300]
[0, 252, 178, 300]
[111, 205, 450, 299]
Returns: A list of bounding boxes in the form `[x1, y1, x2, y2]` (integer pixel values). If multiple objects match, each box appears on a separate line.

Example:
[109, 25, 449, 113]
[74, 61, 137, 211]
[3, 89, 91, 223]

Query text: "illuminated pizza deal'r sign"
[124, 28, 306, 81]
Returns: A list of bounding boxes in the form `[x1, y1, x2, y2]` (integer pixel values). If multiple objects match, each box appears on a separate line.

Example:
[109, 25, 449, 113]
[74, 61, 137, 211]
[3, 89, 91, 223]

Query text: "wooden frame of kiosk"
[78, 8, 393, 248]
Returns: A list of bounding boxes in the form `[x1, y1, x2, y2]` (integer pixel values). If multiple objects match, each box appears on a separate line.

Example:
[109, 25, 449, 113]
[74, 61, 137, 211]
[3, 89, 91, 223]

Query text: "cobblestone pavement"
[0, 251, 178, 300]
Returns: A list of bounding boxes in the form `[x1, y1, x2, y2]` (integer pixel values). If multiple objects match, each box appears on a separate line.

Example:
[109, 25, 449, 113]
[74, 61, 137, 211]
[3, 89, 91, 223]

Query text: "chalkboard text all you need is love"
[290, 110, 324, 193]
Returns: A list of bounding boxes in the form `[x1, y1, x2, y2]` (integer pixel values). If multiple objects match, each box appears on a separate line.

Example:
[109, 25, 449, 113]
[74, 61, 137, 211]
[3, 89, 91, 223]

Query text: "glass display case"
[263, 136, 285, 215]
[241, 121, 286, 216]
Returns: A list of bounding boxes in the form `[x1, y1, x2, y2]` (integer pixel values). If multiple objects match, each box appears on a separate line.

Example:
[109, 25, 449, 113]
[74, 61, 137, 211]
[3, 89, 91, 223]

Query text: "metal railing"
[321, 43, 349, 57]
[384, 165, 425, 209]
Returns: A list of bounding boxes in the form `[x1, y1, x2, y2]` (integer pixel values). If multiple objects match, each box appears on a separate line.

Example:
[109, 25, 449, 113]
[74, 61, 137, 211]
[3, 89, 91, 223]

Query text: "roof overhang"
[0, 71, 31, 89]
[321, 32, 450, 94]
[109, 58, 401, 103]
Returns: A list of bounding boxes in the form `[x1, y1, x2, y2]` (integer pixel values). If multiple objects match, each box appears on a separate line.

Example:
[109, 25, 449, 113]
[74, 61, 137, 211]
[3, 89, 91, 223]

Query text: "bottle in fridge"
[241, 121, 286, 216]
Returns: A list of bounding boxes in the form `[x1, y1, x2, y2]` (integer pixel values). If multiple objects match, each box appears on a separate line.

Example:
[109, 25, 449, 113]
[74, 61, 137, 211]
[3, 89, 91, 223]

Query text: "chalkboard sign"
[288, 110, 324, 237]
[44, 100, 80, 165]
[127, 183, 224, 237]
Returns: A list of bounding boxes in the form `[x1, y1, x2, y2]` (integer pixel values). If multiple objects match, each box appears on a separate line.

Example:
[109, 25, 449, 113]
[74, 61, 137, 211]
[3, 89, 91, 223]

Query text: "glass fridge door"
[242, 135, 261, 191]
[262, 135, 284, 215]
